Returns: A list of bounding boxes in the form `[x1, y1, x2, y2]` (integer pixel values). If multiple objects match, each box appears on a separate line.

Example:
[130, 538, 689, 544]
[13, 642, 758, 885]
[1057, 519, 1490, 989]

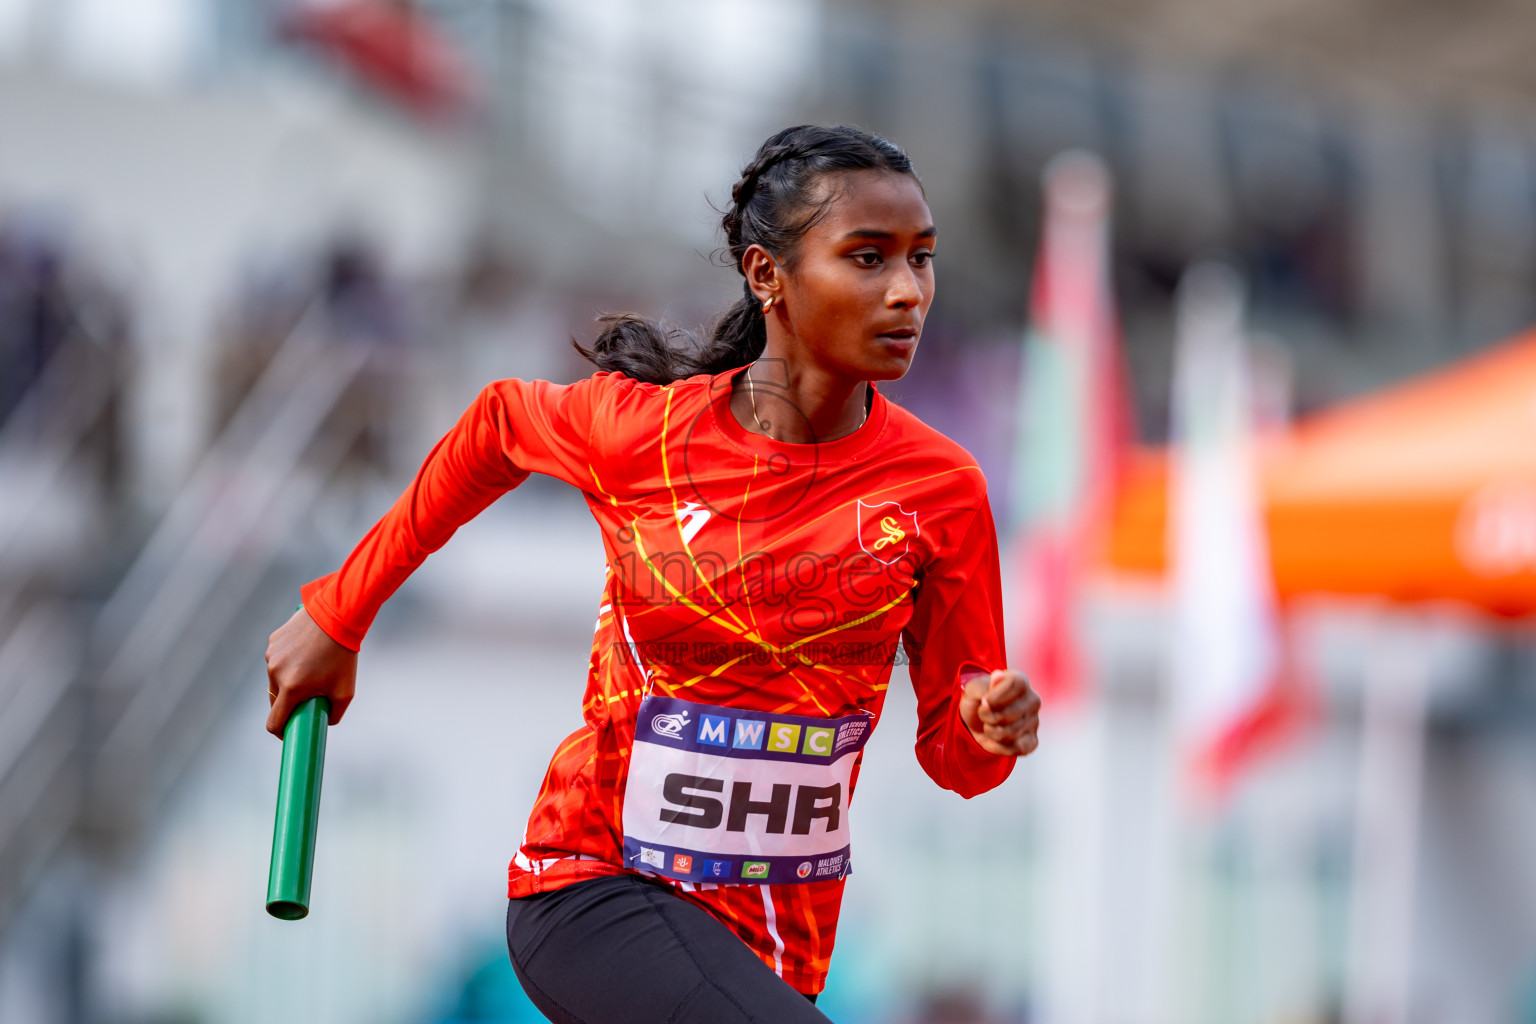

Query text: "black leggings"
[505, 874, 830, 1023]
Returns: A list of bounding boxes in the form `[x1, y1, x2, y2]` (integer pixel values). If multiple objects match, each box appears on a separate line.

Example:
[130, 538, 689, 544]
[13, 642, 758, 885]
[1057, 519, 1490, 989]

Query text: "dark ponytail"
[573, 124, 918, 384]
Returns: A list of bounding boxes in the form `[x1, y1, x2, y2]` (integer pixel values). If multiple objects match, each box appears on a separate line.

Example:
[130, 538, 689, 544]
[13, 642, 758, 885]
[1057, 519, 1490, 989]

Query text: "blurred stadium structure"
[3, 1, 1536, 1023]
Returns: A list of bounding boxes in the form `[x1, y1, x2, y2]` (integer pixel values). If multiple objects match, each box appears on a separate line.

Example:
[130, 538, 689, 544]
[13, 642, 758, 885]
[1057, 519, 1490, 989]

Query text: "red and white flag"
[1010, 151, 1126, 704]
[1168, 265, 1308, 793]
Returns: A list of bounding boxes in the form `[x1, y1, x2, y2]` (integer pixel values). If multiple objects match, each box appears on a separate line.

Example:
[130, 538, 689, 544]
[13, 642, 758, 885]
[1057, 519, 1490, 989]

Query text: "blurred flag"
[279, 1, 479, 118]
[1168, 265, 1307, 792]
[1010, 151, 1125, 704]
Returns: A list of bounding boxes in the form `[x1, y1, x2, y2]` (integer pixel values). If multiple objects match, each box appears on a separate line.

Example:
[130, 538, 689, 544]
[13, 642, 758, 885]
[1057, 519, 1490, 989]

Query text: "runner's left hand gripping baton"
[266, 695, 329, 920]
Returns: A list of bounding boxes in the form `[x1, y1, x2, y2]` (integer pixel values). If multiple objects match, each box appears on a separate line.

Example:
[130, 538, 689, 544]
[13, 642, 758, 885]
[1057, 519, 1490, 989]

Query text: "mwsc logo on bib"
[692, 712, 838, 757]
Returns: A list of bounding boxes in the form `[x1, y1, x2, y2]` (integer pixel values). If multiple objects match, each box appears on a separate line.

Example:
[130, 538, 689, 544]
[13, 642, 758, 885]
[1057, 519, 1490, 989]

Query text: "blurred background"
[4, 0, 1536, 1022]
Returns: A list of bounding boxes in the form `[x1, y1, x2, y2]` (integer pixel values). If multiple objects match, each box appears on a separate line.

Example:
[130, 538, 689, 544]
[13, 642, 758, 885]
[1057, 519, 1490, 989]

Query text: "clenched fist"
[958, 669, 1040, 757]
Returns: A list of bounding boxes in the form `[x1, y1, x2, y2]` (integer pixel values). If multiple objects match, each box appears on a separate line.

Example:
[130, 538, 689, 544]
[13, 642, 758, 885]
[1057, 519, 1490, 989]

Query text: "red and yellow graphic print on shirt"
[300, 364, 1015, 995]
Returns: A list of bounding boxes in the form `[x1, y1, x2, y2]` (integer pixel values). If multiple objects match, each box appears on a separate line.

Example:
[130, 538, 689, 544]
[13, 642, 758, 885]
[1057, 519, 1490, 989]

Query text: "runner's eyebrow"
[841, 227, 937, 241]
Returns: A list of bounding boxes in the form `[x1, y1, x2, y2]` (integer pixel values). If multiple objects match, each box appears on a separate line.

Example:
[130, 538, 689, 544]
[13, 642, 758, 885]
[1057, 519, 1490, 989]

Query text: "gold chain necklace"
[745, 364, 868, 438]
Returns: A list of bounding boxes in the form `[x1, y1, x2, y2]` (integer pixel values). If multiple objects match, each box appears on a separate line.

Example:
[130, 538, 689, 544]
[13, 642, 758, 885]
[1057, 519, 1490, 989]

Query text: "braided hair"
[574, 125, 918, 384]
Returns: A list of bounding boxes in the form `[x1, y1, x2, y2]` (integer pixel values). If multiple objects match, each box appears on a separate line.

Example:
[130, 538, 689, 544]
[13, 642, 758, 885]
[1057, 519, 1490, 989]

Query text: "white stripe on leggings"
[760, 886, 785, 977]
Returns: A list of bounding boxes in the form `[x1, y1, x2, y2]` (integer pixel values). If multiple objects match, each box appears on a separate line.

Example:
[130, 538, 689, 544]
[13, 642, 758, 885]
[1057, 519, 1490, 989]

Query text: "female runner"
[264, 124, 1041, 1022]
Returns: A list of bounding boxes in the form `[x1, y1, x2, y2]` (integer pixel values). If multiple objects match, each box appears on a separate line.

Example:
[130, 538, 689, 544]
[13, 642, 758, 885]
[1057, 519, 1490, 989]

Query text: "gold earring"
[762, 296, 775, 314]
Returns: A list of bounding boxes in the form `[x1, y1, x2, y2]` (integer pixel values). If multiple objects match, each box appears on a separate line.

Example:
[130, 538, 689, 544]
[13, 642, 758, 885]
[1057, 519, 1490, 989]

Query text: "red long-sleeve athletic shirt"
[300, 364, 1015, 994]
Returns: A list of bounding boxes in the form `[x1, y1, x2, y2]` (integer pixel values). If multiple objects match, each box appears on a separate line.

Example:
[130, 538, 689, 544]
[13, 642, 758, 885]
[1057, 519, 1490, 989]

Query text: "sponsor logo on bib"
[651, 710, 691, 739]
[639, 847, 665, 869]
[742, 861, 770, 880]
[672, 854, 693, 874]
[813, 854, 846, 878]
[797, 861, 813, 879]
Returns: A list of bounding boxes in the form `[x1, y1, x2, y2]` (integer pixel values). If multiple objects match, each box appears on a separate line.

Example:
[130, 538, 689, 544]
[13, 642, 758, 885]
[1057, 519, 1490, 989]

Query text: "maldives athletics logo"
[856, 500, 919, 566]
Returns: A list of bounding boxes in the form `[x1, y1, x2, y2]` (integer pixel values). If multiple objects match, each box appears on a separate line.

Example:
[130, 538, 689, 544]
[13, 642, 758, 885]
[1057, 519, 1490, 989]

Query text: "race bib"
[620, 695, 873, 885]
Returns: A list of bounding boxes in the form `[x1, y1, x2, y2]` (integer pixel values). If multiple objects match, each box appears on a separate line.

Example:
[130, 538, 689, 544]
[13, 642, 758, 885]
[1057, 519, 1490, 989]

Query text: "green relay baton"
[266, 695, 329, 920]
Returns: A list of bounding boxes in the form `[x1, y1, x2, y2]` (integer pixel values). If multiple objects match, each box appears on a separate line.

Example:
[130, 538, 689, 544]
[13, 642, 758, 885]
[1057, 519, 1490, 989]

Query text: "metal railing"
[0, 310, 122, 637]
[0, 304, 375, 923]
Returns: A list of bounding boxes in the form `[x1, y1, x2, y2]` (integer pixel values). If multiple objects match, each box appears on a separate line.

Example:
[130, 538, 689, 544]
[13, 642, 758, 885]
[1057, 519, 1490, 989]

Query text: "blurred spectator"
[324, 234, 406, 346]
[0, 219, 71, 429]
[214, 260, 310, 434]
[0, 214, 131, 500]
[452, 235, 579, 387]
[215, 233, 410, 478]
[323, 234, 412, 477]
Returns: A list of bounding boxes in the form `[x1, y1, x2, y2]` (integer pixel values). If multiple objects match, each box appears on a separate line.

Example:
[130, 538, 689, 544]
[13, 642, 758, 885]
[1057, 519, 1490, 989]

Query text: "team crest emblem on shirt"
[856, 500, 919, 565]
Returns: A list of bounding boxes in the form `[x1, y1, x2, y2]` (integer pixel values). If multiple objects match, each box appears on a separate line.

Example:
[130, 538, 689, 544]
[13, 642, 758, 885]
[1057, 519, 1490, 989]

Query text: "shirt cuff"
[942, 693, 1016, 795]
[299, 576, 365, 652]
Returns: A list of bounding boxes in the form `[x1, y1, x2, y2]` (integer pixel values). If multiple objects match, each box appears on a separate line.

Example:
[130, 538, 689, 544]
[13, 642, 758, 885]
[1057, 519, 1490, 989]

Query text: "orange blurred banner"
[1107, 332, 1536, 617]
